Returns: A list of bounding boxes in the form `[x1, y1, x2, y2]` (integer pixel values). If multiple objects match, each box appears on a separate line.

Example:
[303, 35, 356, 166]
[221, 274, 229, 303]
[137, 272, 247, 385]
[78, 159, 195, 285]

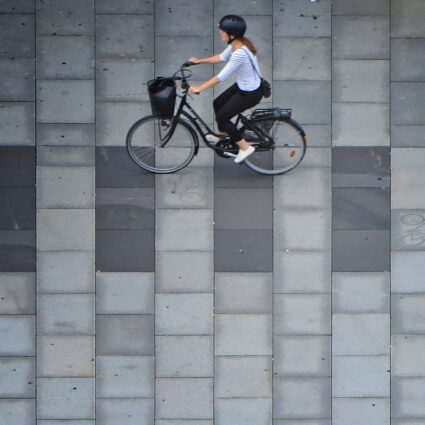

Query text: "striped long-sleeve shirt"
[217, 45, 262, 92]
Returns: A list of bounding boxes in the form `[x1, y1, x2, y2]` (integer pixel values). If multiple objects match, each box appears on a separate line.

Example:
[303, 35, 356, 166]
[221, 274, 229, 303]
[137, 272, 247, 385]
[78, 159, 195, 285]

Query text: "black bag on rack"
[147, 77, 176, 119]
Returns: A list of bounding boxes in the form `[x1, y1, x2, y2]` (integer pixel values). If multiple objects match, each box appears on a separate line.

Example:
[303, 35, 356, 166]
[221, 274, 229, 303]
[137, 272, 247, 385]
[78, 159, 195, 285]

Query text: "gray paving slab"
[298, 147, 332, 168]
[37, 80, 95, 124]
[332, 16, 389, 60]
[96, 272, 154, 314]
[0, 272, 35, 314]
[0, 59, 34, 101]
[96, 0, 154, 14]
[96, 15, 153, 59]
[274, 335, 331, 377]
[332, 272, 390, 313]
[36, 0, 94, 36]
[37, 377, 95, 419]
[96, 398, 154, 425]
[37, 335, 95, 377]
[214, 0, 272, 16]
[273, 0, 331, 37]
[37, 123, 95, 146]
[391, 0, 425, 37]
[391, 210, 425, 251]
[391, 39, 425, 82]
[37, 294, 94, 335]
[0, 102, 35, 146]
[0, 230, 35, 272]
[274, 421, 330, 425]
[391, 378, 425, 418]
[333, 355, 390, 397]
[215, 314, 272, 355]
[156, 335, 213, 377]
[37, 36, 94, 79]
[96, 314, 154, 356]
[37, 147, 95, 166]
[273, 377, 331, 419]
[392, 83, 425, 126]
[392, 295, 425, 335]
[392, 335, 425, 377]
[301, 125, 331, 147]
[96, 356, 154, 398]
[0, 399, 35, 425]
[38, 422, 95, 425]
[156, 421, 213, 425]
[391, 252, 425, 293]
[391, 126, 425, 148]
[0, 14, 35, 58]
[0, 315, 35, 356]
[332, 0, 389, 15]
[0, 357, 35, 397]
[274, 251, 331, 294]
[215, 398, 271, 425]
[0, 0, 34, 13]
[332, 398, 390, 425]
[156, 378, 213, 419]
[37, 209, 95, 251]
[37, 251, 95, 293]
[332, 313, 390, 355]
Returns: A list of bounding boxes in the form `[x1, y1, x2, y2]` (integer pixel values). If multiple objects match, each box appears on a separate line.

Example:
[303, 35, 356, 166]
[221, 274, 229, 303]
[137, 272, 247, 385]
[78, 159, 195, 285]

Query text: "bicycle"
[126, 62, 307, 175]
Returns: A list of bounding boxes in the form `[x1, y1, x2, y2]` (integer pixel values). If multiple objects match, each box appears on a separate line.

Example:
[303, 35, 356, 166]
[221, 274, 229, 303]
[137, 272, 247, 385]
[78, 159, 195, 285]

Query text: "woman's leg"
[213, 84, 239, 135]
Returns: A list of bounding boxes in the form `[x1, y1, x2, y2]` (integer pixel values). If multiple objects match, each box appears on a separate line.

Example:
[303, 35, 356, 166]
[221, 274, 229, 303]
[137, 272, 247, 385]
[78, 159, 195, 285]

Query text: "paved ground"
[1, 0, 425, 424]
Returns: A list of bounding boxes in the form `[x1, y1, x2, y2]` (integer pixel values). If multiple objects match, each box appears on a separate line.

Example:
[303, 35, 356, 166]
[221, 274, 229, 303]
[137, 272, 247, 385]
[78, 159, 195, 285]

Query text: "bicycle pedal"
[223, 152, 237, 158]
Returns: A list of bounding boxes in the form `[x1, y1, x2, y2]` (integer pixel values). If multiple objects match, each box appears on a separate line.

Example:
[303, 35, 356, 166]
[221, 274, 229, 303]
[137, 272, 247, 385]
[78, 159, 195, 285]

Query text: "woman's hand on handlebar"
[188, 86, 201, 95]
[188, 57, 201, 64]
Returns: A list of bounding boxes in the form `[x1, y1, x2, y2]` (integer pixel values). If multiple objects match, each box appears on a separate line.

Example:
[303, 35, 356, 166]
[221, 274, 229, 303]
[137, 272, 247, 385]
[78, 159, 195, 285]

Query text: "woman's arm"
[189, 76, 220, 94]
[189, 54, 223, 64]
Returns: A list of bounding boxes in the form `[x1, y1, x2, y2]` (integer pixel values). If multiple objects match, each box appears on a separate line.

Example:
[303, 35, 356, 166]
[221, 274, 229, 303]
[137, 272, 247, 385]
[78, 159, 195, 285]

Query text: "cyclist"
[188, 15, 263, 164]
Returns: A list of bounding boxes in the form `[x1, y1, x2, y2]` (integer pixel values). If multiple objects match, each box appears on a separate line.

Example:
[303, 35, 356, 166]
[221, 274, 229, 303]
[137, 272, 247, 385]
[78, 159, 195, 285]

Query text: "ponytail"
[241, 37, 257, 55]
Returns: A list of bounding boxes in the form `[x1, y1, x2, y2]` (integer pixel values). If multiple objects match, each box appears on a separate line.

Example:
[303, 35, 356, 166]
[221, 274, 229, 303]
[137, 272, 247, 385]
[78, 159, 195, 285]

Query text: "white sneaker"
[206, 134, 228, 143]
[234, 146, 255, 163]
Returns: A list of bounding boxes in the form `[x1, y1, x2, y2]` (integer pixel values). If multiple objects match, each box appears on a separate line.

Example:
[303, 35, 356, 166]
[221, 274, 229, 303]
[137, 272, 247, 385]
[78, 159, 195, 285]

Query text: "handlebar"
[174, 62, 200, 94]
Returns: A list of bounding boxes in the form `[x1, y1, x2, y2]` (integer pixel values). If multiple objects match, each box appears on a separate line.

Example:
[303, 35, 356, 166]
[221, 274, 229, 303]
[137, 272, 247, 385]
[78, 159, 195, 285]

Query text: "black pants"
[213, 83, 263, 144]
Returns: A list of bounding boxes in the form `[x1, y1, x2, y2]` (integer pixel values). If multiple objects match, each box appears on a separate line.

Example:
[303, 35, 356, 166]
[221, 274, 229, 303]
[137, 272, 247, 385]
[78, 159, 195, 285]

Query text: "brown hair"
[241, 37, 257, 55]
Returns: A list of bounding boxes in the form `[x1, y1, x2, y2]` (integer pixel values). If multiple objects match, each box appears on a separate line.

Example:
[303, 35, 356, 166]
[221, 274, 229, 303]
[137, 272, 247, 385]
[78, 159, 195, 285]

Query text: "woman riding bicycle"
[188, 15, 263, 164]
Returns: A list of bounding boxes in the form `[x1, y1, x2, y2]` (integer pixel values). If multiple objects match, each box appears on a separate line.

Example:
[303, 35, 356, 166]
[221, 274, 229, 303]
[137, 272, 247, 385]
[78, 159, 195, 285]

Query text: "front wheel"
[126, 115, 197, 174]
[242, 117, 307, 175]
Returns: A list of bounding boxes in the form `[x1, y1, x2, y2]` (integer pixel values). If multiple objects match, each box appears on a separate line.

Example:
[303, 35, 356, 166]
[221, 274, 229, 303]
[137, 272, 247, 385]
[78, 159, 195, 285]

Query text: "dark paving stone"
[0, 189, 35, 230]
[333, 187, 390, 230]
[332, 230, 390, 272]
[96, 147, 154, 188]
[96, 0, 154, 14]
[214, 188, 272, 230]
[37, 123, 95, 146]
[0, 231, 35, 271]
[96, 230, 154, 271]
[392, 82, 425, 126]
[0, 0, 35, 13]
[215, 229, 273, 272]
[332, 147, 390, 187]
[0, 147, 35, 188]
[0, 14, 35, 58]
[96, 188, 154, 230]
[0, 59, 35, 101]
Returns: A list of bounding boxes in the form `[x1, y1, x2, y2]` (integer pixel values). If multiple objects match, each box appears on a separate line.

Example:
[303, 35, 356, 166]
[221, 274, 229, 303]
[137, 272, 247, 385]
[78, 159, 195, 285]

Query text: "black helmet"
[218, 15, 246, 39]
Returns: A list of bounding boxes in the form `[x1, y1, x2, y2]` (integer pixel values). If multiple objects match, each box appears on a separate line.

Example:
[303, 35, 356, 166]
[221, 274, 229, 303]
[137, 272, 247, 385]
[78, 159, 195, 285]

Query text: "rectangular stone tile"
[96, 272, 154, 314]
[37, 294, 94, 335]
[96, 188, 154, 230]
[332, 230, 390, 272]
[273, 377, 331, 419]
[392, 83, 425, 126]
[156, 294, 213, 335]
[156, 335, 213, 378]
[0, 188, 35, 230]
[215, 398, 271, 425]
[0, 272, 35, 314]
[96, 15, 153, 58]
[273, 0, 331, 37]
[37, 147, 95, 166]
[37, 36, 94, 79]
[332, 398, 390, 425]
[0, 59, 34, 101]
[333, 355, 390, 397]
[0, 102, 35, 146]
[96, 0, 153, 14]
[37, 378, 95, 419]
[96, 356, 153, 398]
[333, 272, 390, 313]
[392, 335, 425, 377]
[392, 126, 425, 148]
[391, 210, 425, 251]
[37, 335, 95, 377]
[0, 0, 34, 12]
[37, 209, 94, 251]
[215, 0, 272, 15]
[156, 421, 213, 425]
[0, 400, 35, 425]
[392, 252, 425, 293]
[96, 398, 153, 425]
[332, 314, 390, 355]
[298, 147, 331, 168]
[215, 229, 273, 272]
[36, 0, 94, 35]
[95, 230, 154, 272]
[272, 81, 331, 125]
[391, 39, 425, 82]
[332, 147, 390, 187]
[274, 251, 331, 294]
[37, 80, 95, 123]
[392, 378, 425, 418]
[0, 14, 34, 58]
[0, 315, 34, 355]
[274, 38, 331, 81]
[37, 123, 95, 146]
[0, 230, 35, 272]
[274, 336, 331, 377]
[156, 378, 213, 419]
[391, 0, 425, 37]
[332, 0, 389, 15]
[301, 125, 331, 147]
[392, 295, 425, 334]
[274, 421, 330, 425]
[274, 294, 331, 335]
[332, 16, 389, 59]
[38, 422, 95, 425]
[96, 315, 154, 356]
[37, 251, 94, 293]
[215, 314, 272, 355]
[0, 357, 35, 397]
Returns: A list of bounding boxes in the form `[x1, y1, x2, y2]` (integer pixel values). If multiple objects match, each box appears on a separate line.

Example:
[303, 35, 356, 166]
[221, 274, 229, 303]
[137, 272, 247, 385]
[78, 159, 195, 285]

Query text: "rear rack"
[250, 107, 292, 120]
